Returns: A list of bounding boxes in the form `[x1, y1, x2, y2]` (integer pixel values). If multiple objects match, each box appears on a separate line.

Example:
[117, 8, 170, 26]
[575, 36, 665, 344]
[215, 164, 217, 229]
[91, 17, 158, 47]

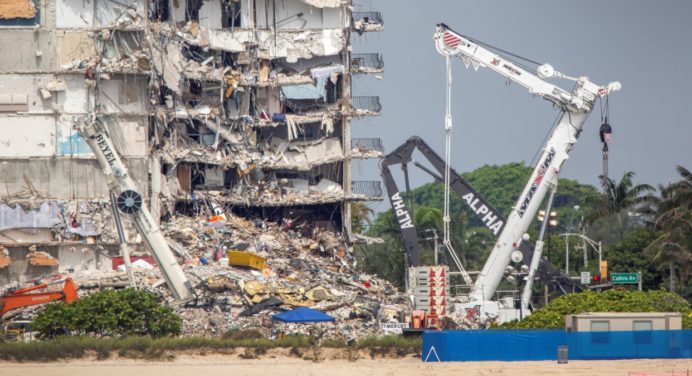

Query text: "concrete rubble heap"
[3, 211, 410, 339]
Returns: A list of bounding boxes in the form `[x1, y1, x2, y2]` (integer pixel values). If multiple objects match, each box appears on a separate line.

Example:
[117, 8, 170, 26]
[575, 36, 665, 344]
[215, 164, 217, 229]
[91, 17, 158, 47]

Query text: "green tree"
[365, 163, 603, 283]
[596, 171, 654, 241]
[607, 227, 663, 290]
[645, 166, 692, 295]
[33, 288, 182, 338]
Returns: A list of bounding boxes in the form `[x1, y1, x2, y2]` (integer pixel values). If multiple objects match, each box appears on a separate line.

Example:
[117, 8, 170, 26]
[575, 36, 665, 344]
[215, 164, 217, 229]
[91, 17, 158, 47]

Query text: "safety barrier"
[422, 330, 692, 362]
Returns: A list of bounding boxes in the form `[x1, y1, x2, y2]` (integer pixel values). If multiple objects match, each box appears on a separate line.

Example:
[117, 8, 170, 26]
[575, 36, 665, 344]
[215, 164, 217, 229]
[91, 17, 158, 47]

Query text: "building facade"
[0, 0, 383, 285]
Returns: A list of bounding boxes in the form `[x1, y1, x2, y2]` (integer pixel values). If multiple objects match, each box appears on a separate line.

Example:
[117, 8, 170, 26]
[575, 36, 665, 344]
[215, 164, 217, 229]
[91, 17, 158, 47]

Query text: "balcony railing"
[351, 53, 384, 72]
[351, 180, 383, 197]
[352, 11, 383, 34]
[352, 138, 384, 152]
[351, 96, 382, 113]
[352, 12, 383, 26]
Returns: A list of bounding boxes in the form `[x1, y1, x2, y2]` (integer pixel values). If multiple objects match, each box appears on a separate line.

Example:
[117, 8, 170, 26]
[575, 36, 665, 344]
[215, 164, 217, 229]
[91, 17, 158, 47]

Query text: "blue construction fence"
[422, 330, 692, 362]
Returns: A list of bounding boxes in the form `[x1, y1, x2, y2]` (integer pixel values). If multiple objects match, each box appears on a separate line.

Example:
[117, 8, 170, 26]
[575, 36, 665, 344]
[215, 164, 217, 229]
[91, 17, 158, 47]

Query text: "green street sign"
[612, 273, 639, 284]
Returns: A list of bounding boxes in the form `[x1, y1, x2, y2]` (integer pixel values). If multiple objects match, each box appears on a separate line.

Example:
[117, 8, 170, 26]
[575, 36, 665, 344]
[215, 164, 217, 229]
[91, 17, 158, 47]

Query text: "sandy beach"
[1, 355, 690, 376]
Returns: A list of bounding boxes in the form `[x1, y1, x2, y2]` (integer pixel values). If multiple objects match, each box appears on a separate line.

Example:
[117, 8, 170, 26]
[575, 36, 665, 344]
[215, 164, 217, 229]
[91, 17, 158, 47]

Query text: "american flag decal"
[443, 32, 461, 49]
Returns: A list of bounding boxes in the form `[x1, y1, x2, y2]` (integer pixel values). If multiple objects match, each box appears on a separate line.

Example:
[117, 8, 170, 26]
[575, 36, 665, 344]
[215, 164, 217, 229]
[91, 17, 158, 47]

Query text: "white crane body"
[433, 24, 619, 321]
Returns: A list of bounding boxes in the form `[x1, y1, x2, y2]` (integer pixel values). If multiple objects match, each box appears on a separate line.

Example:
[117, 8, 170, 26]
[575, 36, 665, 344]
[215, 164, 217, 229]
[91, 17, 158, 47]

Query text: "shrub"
[497, 289, 692, 329]
[33, 288, 182, 338]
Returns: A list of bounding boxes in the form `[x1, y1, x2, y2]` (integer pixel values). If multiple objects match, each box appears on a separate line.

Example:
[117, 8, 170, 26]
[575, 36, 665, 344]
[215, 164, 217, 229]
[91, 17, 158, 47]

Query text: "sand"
[1, 356, 690, 376]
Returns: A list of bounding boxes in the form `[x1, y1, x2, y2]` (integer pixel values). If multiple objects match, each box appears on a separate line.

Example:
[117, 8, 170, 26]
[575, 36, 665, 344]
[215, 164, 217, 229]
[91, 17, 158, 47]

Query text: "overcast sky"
[349, 0, 692, 212]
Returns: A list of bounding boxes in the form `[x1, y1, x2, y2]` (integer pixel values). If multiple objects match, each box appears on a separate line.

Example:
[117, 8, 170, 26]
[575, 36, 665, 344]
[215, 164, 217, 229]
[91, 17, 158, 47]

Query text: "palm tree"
[598, 171, 655, 241]
[645, 166, 692, 292]
[413, 206, 443, 233]
[350, 202, 374, 234]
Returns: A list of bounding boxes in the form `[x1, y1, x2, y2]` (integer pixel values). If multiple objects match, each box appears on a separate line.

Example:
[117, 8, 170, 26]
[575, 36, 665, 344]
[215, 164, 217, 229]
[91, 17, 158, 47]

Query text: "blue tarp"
[272, 307, 336, 323]
[422, 330, 692, 362]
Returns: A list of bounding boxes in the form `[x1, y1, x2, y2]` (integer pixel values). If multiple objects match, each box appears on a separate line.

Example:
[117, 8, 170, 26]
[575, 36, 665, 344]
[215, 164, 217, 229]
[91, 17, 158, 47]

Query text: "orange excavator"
[0, 277, 79, 318]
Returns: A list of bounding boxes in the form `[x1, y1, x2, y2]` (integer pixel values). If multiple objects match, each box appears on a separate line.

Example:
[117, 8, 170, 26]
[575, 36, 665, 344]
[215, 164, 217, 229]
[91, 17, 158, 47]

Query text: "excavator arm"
[0, 278, 78, 318]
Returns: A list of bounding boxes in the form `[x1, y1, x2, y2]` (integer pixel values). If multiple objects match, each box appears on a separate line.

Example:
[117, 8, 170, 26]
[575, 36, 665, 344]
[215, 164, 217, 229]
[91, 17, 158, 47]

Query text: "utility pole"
[565, 236, 569, 275]
[424, 229, 439, 266]
[638, 271, 642, 291]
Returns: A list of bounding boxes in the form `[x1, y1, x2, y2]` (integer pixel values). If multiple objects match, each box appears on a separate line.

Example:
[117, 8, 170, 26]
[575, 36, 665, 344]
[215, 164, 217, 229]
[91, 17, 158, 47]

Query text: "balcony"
[352, 12, 383, 34]
[351, 180, 383, 199]
[351, 138, 384, 159]
[351, 53, 384, 74]
[351, 96, 382, 115]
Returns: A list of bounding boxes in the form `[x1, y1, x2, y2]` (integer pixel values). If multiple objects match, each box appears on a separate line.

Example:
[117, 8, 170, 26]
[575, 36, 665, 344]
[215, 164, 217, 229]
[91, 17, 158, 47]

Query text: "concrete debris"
[26, 251, 59, 266]
[0, 0, 36, 19]
[0, 246, 10, 268]
[45, 80, 67, 92]
[297, 0, 343, 8]
[351, 146, 384, 159]
[353, 19, 384, 33]
[0, 211, 407, 339]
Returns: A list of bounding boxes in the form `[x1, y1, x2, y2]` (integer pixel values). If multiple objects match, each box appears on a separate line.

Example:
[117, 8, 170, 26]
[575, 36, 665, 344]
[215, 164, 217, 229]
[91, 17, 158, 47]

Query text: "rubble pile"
[1, 212, 408, 339]
[159, 213, 409, 338]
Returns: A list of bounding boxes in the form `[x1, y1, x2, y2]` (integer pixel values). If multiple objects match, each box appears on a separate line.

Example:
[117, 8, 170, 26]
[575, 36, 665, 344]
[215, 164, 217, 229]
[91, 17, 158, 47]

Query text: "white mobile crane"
[430, 23, 620, 321]
[79, 118, 196, 302]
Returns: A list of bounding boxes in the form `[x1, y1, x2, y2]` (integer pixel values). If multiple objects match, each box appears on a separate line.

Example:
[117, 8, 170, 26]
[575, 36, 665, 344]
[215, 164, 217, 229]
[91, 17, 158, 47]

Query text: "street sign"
[380, 322, 408, 334]
[612, 273, 639, 284]
[581, 271, 591, 285]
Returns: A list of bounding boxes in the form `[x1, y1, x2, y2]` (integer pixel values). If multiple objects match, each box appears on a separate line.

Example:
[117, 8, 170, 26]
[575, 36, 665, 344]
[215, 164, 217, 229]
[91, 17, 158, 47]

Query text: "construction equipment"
[79, 118, 196, 302]
[0, 277, 79, 318]
[380, 136, 581, 294]
[381, 23, 619, 323]
[430, 23, 620, 322]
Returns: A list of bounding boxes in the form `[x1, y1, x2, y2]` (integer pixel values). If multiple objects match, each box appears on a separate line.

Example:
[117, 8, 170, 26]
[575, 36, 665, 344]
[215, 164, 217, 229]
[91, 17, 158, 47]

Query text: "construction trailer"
[565, 312, 683, 332]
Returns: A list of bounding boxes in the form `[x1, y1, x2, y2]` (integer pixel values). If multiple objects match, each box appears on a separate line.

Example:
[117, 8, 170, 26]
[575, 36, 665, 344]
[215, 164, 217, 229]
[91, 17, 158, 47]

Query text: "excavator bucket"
[62, 277, 79, 304]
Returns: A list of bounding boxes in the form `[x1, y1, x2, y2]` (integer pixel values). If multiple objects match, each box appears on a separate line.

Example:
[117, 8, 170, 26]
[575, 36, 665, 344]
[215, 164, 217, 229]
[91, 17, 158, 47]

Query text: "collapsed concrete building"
[0, 0, 385, 287]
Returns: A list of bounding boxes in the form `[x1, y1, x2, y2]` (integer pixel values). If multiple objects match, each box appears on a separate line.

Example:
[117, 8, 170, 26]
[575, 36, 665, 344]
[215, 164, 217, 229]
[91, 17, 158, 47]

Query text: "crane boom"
[433, 24, 620, 308]
[80, 119, 195, 302]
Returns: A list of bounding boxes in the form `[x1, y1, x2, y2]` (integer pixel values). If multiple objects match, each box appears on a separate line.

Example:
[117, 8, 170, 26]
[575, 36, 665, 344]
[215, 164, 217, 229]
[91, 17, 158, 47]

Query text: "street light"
[538, 210, 558, 265]
[560, 233, 602, 279]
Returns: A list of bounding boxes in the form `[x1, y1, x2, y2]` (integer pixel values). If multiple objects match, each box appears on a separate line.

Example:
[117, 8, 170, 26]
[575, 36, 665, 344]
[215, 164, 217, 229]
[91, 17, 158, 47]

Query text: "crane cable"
[443, 56, 473, 286]
[599, 96, 612, 188]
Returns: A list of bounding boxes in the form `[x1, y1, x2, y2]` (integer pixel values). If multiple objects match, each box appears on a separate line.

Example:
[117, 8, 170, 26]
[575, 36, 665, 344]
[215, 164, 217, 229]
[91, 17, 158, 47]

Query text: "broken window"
[183, 79, 222, 107]
[149, 0, 170, 21]
[97, 31, 144, 62]
[185, 0, 203, 21]
[221, 0, 241, 29]
[0, 0, 40, 26]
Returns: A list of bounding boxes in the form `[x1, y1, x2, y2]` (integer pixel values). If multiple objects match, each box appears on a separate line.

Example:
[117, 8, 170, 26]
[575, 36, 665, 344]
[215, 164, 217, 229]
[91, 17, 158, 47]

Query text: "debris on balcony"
[352, 12, 384, 34]
[27, 250, 59, 266]
[0, 0, 36, 19]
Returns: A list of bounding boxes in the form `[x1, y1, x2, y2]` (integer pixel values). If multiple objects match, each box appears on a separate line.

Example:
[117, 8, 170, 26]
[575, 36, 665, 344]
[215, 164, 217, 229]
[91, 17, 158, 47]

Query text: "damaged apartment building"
[0, 0, 384, 285]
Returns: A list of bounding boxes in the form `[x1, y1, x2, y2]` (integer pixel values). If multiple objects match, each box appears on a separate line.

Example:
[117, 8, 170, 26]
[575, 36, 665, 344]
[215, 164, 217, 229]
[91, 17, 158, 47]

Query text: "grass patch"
[0, 334, 420, 362]
[354, 335, 422, 351]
